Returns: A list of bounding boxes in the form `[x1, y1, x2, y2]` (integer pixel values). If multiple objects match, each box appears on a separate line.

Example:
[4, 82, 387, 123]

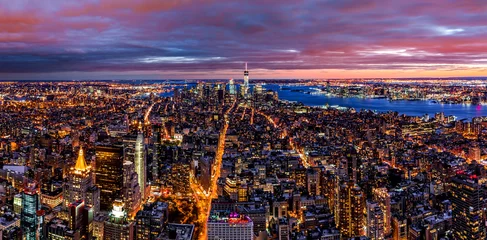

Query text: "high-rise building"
[228, 79, 236, 95]
[13, 194, 22, 214]
[21, 182, 44, 240]
[123, 131, 147, 200]
[122, 161, 141, 218]
[366, 201, 385, 240]
[450, 175, 486, 239]
[68, 199, 94, 239]
[104, 200, 134, 240]
[336, 180, 364, 238]
[95, 144, 124, 211]
[241, 63, 249, 97]
[373, 188, 391, 236]
[207, 212, 254, 240]
[64, 146, 100, 214]
[135, 201, 168, 240]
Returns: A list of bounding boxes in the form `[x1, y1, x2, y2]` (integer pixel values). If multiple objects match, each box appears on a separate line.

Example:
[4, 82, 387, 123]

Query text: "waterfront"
[263, 84, 487, 120]
[163, 83, 487, 120]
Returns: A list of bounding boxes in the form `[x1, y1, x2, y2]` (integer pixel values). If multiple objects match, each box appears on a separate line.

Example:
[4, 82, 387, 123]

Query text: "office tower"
[64, 146, 100, 214]
[123, 131, 147, 200]
[104, 200, 134, 240]
[69, 200, 84, 235]
[450, 175, 486, 239]
[366, 201, 385, 240]
[95, 145, 124, 211]
[21, 182, 44, 240]
[254, 84, 263, 95]
[82, 206, 94, 240]
[224, 175, 238, 201]
[135, 201, 168, 240]
[238, 183, 248, 202]
[241, 62, 249, 97]
[373, 188, 391, 236]
[122, 161, 141, 218]
[336, 180, 365, 238]
[68, 199, 94, 239]
[13, 193, 22, 214]
[207, 212, 253, 240]
[228, 79, 236, 95]
[135, 131, 146, 200]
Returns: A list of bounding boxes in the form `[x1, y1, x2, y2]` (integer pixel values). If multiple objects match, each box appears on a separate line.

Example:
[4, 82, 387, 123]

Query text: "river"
[162, 83, 486, 120]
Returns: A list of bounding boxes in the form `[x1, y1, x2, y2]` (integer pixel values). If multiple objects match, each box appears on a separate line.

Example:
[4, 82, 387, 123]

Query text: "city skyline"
[1, 0, 487, 80]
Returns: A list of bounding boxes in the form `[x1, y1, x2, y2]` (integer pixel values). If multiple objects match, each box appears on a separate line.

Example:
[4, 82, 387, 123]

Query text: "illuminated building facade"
[68, 199, 94, 239]
[450, 175, 486, 240]
[228, 79, 236, 95]
[122, 161, 141, 218]
[95, 145, 124, 211]
[366, 201, 384, 240]
[224, 175, 238, 201]
[336, 181, 364, 238]
[135, 201, 168, 240]
[207, 212, 253, 240]
[104, 200, 134, 240]
[21, 182, 44, 240]
[241, 63, 249, 97]
[123, 131, 147, 200]
[13, 194, 22, 214]
[64, 147, 100, 214]
[168, 163, 191, 196]
[373, 188, 391, 236]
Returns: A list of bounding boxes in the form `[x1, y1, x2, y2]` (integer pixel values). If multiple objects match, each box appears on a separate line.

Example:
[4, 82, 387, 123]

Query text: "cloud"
[0, 0, 486, 79]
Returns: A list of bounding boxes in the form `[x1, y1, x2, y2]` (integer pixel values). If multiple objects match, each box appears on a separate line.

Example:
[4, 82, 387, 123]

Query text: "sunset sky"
[1, 0, 487, 80]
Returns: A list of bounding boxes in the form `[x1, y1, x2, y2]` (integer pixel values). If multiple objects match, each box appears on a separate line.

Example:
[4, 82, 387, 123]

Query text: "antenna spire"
[245, 62, 247, 71]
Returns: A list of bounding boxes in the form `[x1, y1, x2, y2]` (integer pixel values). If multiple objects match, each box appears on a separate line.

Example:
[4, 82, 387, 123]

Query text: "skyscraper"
[373, 188, 391, 236]
[104, 199, 134, 240]
[68, 199, 94, 239]
[123, 130, 147, 200]
[122, 161, 141, 218]
[135, 130, 146, 200]
[241, 62, 249, 97]
[135, 201, 168, 240]
[21, 182, 44, 240]
[366, 201, 384, 240]
[336, 180, 365, 238]
[450, 174, 486, 239]
[64, 146, 100, 214]
[95, 144, 124, 211]
[228, 79, 236, 95]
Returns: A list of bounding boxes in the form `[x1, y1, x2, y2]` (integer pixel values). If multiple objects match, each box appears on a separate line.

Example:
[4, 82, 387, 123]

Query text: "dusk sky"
[1, 0, 487, 80]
